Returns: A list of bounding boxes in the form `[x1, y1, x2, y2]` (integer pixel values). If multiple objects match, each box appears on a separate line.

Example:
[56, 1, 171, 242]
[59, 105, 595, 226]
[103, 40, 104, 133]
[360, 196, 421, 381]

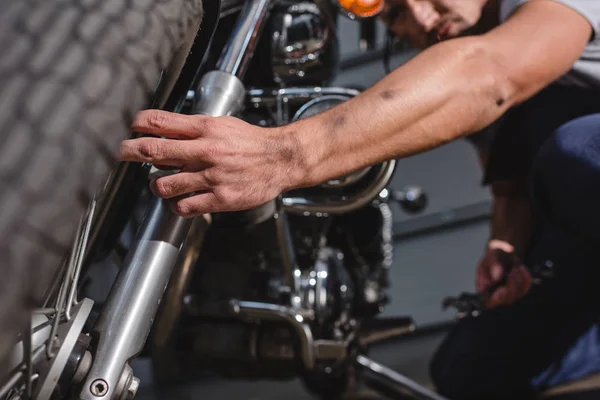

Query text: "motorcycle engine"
[154, 89, 394, 383]
[174, 227, 356, 380]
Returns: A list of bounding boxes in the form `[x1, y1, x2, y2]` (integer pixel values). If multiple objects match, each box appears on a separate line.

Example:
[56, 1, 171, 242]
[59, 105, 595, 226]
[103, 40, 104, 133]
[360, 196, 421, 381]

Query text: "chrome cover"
[246, 87, 397, 215]
[270, 1, 338, 85]
[281, 161, 396, 215]
[292, 94, 373, 188]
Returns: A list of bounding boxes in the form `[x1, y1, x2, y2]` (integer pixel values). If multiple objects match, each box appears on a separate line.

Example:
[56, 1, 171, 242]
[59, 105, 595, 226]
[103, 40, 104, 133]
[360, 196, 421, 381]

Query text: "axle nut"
[125, 377, 140, 400]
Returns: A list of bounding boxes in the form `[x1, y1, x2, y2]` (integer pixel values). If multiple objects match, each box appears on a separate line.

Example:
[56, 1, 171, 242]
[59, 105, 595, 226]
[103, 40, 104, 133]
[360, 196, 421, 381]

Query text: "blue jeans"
[530, 114, 600, 389]
[430, 90, 600, 398]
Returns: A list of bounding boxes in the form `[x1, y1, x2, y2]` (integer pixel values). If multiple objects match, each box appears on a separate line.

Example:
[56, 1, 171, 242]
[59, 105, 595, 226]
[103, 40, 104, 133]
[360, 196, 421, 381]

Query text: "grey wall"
[333, 18, 493, 327]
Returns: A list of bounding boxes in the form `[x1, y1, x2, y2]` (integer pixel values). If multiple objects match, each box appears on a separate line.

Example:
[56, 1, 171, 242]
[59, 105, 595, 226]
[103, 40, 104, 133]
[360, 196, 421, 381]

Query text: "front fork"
[78, 1, 271, 399]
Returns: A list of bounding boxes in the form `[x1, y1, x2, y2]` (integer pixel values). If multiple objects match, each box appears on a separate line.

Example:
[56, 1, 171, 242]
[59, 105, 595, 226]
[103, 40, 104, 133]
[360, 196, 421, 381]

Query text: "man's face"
[381, 0, 489, 48]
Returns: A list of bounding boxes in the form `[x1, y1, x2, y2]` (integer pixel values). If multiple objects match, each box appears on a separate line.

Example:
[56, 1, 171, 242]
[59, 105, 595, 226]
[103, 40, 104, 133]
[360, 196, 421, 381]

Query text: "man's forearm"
[488, 179, 533, 256]
[290, 36, 514, 188]
[285, 1, 590, 189]
[490, 194, 533, 257]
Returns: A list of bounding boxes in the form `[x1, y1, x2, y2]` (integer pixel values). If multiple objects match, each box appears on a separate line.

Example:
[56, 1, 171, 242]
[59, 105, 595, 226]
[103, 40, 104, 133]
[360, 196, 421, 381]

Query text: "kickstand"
[355, 355, 449, 400]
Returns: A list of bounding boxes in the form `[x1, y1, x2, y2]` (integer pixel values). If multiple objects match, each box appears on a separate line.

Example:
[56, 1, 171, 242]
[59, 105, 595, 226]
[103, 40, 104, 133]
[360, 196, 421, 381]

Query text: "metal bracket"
[356, 355, 450, 400]
[34, 298, 93, 400]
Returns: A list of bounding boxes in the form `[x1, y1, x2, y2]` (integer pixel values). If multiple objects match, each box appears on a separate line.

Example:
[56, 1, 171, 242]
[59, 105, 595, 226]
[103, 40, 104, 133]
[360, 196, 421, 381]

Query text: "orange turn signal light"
[337, 0, 384, 18]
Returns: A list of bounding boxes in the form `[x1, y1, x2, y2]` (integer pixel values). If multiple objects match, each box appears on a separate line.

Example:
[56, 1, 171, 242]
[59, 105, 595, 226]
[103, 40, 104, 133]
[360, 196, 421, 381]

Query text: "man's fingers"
[489, 261, 504, 282]
[506, 266, 531, 299]
[486, 287, 508, 308]
[505, 267, 530, 303]
[476, 261, 493, 292]
[476, 271, 488, 293]
[151, 172, 210, 199]
[515, 265, 533, 295]
[132, 109, 208, 139]
[118, 137, 196, 166]
[504, 272, 522, 303]
[170, 192, 220, 218]
[486, 265, 532, 309]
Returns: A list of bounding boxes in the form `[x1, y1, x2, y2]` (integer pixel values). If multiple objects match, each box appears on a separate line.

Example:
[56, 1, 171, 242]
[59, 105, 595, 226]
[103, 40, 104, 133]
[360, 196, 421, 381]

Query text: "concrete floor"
[132, 332, 444, 400]
[131, 328, 600, 400]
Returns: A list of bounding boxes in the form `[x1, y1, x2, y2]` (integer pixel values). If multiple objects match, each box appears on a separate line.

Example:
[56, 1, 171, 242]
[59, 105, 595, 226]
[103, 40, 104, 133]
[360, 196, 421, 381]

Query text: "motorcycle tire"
[0, 0, 204, 376]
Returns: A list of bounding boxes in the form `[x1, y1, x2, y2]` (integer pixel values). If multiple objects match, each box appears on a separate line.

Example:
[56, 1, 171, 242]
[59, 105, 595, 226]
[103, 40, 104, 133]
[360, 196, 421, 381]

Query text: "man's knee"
[429, 339, 472, 399]
[532, 114, 600, 241]
[429, 322, 500, 399]
[429, 316, 536, 399]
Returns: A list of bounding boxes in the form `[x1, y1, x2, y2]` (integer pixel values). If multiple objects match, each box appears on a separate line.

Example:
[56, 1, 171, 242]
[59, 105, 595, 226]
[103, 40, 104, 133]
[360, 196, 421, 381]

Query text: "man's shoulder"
[500, 0, 600, 89]
[500, 0, 600, 33]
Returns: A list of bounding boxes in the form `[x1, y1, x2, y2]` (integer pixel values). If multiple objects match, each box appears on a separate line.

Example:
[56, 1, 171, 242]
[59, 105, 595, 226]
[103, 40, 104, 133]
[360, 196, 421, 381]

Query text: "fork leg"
[79, 198, 191, 400]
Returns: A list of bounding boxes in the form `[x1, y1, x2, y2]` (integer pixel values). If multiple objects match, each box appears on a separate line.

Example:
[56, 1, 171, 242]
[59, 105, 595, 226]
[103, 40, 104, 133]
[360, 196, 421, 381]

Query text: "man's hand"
[118, 110, 305, 217]
[476, 239, 533, 308]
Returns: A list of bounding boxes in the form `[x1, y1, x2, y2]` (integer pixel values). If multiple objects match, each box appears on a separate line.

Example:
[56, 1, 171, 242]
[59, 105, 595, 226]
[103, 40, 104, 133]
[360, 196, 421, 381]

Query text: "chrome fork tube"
[218, 0, 271, 78]
[192, 0, 271, 116]
[79, 2, 272, 398]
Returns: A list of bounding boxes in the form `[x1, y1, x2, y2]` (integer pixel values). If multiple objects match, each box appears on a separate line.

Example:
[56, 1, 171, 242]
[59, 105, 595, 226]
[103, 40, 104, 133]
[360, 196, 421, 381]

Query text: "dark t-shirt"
[482, 84, 600, 184]
[465, 0, 600, 178]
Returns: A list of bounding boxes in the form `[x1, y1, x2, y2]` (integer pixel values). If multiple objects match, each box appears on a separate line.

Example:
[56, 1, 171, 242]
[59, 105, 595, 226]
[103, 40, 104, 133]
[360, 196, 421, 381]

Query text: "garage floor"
[131, 329, 600, 400]
[133, 332, 442, 400]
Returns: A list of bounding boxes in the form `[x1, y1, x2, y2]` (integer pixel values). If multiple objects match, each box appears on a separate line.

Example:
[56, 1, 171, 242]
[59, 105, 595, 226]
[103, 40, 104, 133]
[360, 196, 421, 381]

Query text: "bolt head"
[90, 379, 109, 397]
[126, 377, 140, 399]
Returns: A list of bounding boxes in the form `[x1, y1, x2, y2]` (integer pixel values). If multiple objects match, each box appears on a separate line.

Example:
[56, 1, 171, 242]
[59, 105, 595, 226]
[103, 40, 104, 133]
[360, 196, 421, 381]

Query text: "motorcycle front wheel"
[0, 0, 204, 375]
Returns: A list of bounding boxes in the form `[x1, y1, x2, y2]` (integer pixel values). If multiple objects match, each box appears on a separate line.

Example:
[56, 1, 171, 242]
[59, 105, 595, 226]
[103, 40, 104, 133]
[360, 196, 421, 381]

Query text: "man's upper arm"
[482, 0, 592, 104]
[504, 0, 600, 38]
